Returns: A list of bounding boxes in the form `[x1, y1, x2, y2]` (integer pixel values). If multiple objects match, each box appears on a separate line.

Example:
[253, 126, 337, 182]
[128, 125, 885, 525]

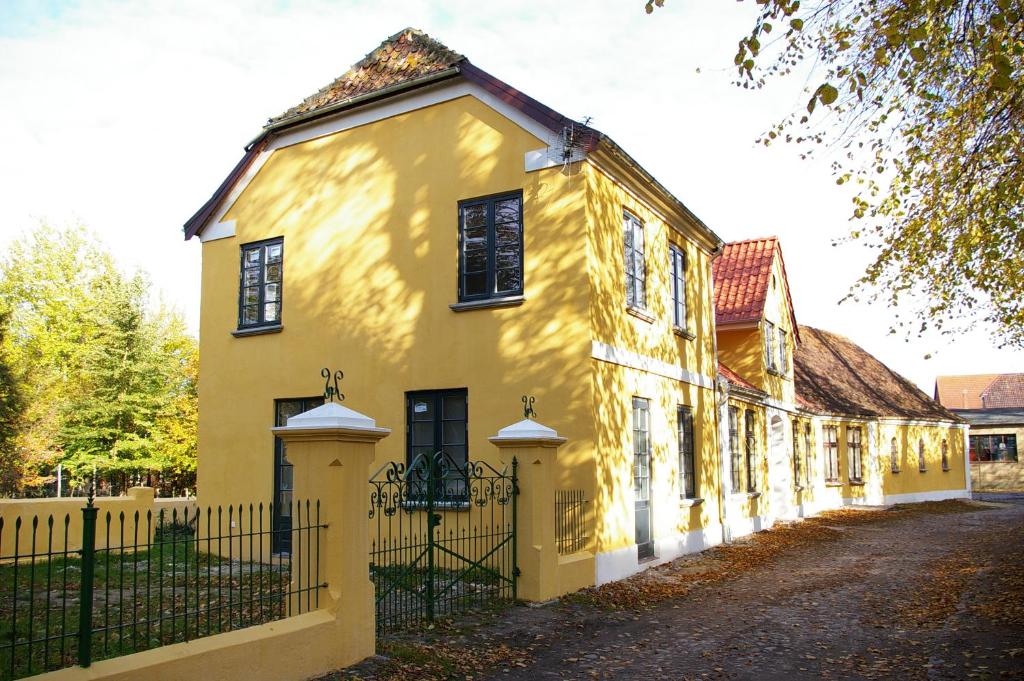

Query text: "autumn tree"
[649, 0, 1024, 346]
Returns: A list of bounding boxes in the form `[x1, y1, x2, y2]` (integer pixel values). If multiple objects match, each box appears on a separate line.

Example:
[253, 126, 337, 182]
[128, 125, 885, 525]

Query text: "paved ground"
[337, 499, 1024, 680]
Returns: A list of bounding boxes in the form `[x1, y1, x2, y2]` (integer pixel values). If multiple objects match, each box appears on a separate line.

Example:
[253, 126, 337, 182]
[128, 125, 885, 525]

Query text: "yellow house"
[183, 28, 725, 586]
[711, 238, 968, 532]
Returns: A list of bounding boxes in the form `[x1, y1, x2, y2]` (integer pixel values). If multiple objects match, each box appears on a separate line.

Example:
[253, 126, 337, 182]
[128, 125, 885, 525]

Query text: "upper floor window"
[458, 192, 523, 301]
[677, 405, 696, 499]
[669, 244, 687, 331]
[941, 439, 950, 471]
[824, 425, 840, 482]
[891, 437, 900, 473]
[777, 327, 788, 374]
[239, 238, 283, 328]
[918, 439, 927, 471]
[623, 211, 646, 310]
[728, 406, 742, 493]
[848, 426, 863, 482]
[764, 321, 777, 372]
[744, 409, 757, 492]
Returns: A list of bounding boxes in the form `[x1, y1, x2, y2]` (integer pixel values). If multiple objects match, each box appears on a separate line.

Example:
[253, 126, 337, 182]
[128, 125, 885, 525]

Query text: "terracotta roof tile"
[933, 374, 1001, 409]
[979, 374, 1024, 408]
[795, 326, 960, 421]
[269, 28, 465, 125]
[712, 238, 798, 341]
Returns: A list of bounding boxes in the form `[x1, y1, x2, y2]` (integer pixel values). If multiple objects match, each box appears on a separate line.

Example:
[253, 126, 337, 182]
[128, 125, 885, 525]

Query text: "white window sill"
[824, 481, 844, 488]
[673, 326, 696, 340]
[679, 497, 704, 507]
[626, 306, 655, 323]
[449, 295, 525, 312]
[731, 491, 761, 499]
[232, 324, 282, 337]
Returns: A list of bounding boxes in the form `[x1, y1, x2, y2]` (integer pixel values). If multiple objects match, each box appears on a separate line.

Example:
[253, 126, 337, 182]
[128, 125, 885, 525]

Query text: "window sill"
[824, 481, 844, 487]
[731, 491, 760, 499]
[891, 470, 900, 474]
[679, 497, 704, 507]
[848, 480, 865, 487]
[673, 327, 696, 340]
[918, 469, 928, 473]
[449, 295, 525, 312]
[626, 306, 655, 323]
[766, 368, 789, 378]
[942, 468, 951, 472]
[794, 485, 805, 492]
[232, 324, 283, 338]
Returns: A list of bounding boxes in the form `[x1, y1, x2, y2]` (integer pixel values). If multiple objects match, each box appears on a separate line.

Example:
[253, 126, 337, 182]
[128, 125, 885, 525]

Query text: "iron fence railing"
[555, 489, 588, 555]
[0, 495, 324, 680]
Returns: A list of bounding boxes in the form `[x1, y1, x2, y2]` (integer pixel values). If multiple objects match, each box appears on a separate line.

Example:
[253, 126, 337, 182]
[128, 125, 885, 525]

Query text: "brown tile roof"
[718, 361, 761, 393]
[712, 238, 799, 341]
[269, 28, 465, 125]
[933, 374, 1001, 409]
[979, 374, 1024, 408]
[794, 326, 961, 421]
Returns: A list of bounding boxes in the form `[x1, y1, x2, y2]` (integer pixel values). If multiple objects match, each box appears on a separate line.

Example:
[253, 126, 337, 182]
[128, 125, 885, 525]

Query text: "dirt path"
[336, 499, 1024, 680]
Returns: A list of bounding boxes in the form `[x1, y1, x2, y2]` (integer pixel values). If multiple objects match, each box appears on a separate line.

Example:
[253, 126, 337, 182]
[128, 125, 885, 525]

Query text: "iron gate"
[368, 452, 517, 638]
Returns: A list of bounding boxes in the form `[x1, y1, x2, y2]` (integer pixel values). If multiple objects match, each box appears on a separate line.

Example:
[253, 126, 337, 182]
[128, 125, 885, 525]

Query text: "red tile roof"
[712, 237, 799, 342]
[718, 361, 761, 392]
[795, 326, 960, 421]
[979, 374, 1024, 408]
[934, 374, 1002, 409]
[270, 28, 465, 125]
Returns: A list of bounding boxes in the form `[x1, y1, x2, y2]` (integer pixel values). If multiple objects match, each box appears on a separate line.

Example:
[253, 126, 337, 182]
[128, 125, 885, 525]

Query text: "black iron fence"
[0, 496, 323, 680]
[368, 452, 517, 639]
[555, 489, 588, 555]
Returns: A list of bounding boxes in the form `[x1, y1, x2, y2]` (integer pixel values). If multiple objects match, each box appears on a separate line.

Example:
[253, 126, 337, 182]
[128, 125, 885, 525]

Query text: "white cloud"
[0, 0, 1020, 391]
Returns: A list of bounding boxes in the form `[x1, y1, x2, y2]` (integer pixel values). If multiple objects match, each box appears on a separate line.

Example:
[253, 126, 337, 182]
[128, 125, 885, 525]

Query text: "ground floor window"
[406, 389, 469, 502]
[677, 406, 697, 499]
[890, 437, 900, 473]
[744, 410, 757, 492]
[729, 407, 742, 492]
[941, 439, 950, 471]
[803, 423, 812, 486]
[824, 425, 840, 482]
[970, 434, 1018, 462]
[847, 427, 863, 482]
[792, 419, 802, 488]
[918, 439, 927, 472]
[274, 396, 324, 553]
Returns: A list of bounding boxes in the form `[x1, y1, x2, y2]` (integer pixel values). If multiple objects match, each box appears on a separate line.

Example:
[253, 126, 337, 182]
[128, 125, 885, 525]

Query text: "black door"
[632, 397, 654, 560]
[273, 397, 323, 553]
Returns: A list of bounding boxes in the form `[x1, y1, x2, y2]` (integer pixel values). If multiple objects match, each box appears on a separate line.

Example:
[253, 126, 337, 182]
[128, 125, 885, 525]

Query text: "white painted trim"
[876, 418, 962, 427]
[881, 489, 968, 505]
[590, 340, 715, 390]
[763, 396, 799, 413]
[725, 514, 772, 540]
[595, 525, 724, 585]
[595, 544, 639, 585]
[198, 219, 236, 243]
[196, 79, 567, 239]
[963, 425, 972, 494]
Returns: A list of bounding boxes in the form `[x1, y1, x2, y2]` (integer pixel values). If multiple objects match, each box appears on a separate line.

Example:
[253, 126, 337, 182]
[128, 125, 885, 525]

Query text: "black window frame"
[744, 409, 757, 493]
[405, 388, 470, 505]
[847, 426, 863, 482]
[669, 244, 688, 331]
[238, 237, 284, 329]
[457, 190, 524, 302]
[970, 434, 1019, 462]
[824, 425, 840, 482]
[623, 211, 647, 310]
[677, 405, 697, 499]
[728, 406, 742, 492]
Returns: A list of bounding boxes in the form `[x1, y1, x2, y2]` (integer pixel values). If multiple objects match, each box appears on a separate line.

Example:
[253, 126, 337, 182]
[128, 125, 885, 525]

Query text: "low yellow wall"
[0, 489, 196, 555]
[971, 462, 1024, 491]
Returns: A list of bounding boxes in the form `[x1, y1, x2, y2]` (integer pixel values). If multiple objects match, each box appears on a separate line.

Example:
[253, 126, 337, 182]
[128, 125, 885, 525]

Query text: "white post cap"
[489, 418, 567, 446]
[280, 402, 386, 432]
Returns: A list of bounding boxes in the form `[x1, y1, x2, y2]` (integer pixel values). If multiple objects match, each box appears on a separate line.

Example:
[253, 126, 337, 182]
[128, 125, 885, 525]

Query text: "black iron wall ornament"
[522, 395, 536, 420]
[322, 368, 345, 403]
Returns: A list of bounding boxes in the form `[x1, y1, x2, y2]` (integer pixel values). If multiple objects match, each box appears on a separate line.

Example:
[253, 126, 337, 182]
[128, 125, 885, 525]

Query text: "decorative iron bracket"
[322, 368, 345, 403]
[522, 395, 536, 420]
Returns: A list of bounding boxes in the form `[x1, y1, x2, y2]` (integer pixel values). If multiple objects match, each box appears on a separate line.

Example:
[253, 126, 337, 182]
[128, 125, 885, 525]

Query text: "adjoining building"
[935, 373, 1024, 491]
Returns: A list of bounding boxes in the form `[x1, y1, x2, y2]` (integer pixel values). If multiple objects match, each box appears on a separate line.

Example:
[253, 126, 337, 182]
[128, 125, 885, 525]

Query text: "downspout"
[709, 246, 732, 545]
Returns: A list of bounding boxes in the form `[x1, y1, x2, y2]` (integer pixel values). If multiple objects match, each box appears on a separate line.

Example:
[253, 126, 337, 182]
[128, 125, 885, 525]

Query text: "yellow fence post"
[490, 418, 566, 603]
[272, 401, 390, 668]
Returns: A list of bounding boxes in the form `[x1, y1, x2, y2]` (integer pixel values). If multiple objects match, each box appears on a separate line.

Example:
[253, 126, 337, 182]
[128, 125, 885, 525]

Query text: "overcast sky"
[1, 0, 1021, 393]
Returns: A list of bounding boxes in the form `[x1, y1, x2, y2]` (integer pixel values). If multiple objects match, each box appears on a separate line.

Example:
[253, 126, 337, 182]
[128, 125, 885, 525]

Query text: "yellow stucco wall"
[879, 422, 967, 496]
[582, 163, 721, 554]
[716, 329, 761, 388]
[197, 95, 595, 512]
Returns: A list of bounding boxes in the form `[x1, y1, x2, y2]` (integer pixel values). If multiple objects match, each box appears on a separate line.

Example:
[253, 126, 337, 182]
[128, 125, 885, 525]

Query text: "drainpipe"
[715, 376, 733, 544]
